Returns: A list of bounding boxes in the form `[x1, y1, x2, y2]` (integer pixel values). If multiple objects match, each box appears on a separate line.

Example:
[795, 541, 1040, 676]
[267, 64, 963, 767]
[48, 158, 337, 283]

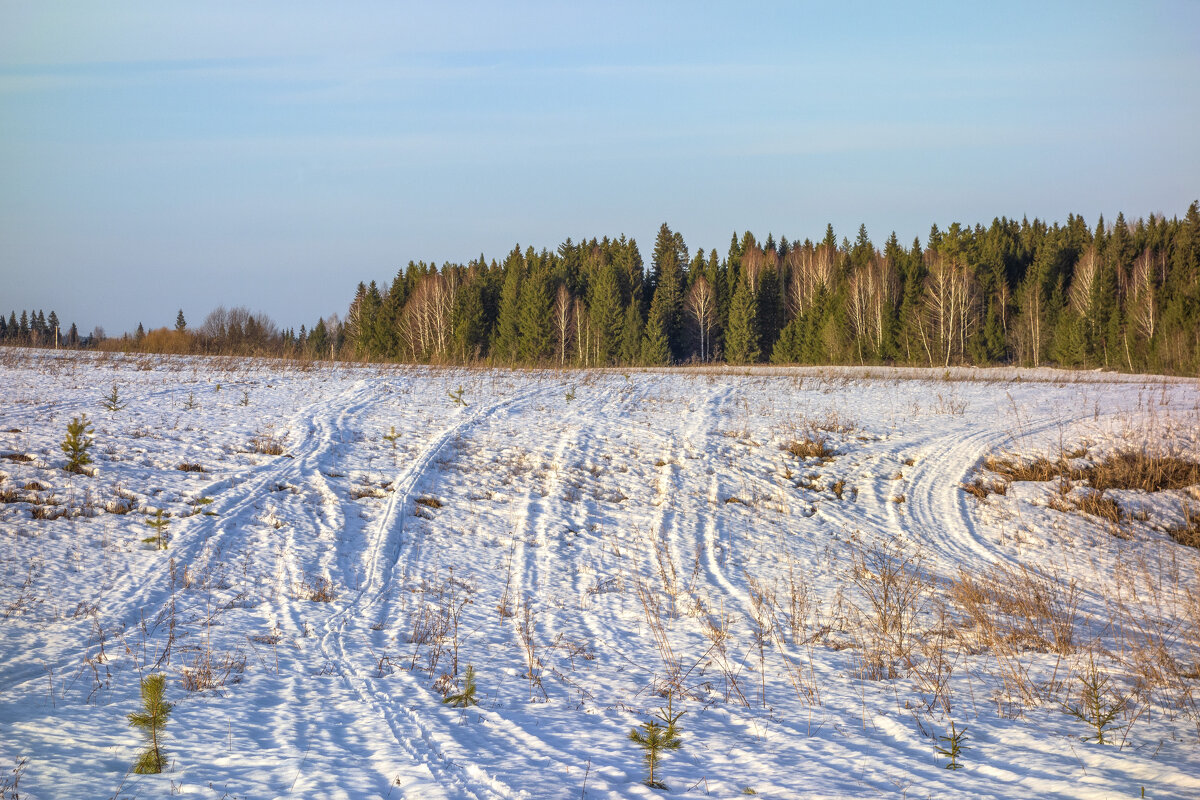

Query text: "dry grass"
[1073, 490, 1124, 524]
[181, 649, 246, 692]
[948, 562, 1079, 657]
[294, 574, 337, 602]
[986, 449, 1199, 493]
[250, 427, 286, 456]
[1167, 504, 1200, 548]
[784, 436, 836, 460]
[176, 462, 205, 473]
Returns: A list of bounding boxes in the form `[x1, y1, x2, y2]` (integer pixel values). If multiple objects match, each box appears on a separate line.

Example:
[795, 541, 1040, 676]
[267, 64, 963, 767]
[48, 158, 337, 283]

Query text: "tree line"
[6, 203, 1198, 373]
[335, 203, 1199, 374]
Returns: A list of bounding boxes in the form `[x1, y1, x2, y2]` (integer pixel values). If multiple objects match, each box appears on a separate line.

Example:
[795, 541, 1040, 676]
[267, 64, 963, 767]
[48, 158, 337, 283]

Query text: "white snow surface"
[2, 349, 1199, 799]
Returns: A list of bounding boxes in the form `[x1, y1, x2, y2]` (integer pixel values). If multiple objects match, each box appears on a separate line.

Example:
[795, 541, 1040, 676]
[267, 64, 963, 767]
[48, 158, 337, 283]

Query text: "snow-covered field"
[2, 348, 1199, 799]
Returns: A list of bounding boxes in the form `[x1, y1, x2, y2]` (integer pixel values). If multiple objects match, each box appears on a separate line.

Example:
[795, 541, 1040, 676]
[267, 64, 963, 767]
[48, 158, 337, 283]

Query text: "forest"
[6, 202, 1199, 374]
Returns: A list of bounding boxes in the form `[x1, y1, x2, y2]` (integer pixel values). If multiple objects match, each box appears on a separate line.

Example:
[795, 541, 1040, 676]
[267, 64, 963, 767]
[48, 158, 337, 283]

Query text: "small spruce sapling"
[629, 694, 684, 790]
[61, 414, 95, 474]
[442, 664, 479, 708]
[934, 722, 969, 770]
[128, 673, 173, 774]
[101, 383, 128, 415]
[143, 509, 169, 550]
[1065, 655, 1127, 744]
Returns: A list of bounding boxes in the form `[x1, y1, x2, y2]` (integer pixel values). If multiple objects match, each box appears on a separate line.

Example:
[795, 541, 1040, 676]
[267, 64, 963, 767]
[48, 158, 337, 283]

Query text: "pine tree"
[725, 279, 760, 365]
[175, 310, 186, 331]
[128, 673, 173, 774]
[442, 664, 479, 707]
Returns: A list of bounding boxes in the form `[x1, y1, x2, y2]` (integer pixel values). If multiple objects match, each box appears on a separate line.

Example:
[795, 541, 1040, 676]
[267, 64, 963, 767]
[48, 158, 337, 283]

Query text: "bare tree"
[553, 284, 574, 366]
[685, 275, 716, 362]
[785, 243, 836, 317]
[921, 251, 977, 367]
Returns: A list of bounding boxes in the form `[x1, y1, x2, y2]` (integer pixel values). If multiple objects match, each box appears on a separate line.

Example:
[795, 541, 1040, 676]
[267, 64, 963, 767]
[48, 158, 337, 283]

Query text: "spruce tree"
[725, 279, 760, 365]
[448, 280, 484, 361]
[640, 290, 671, 365]
[618, 301, 643, 364]
[493, 248, 524, 362]
[516, 269, 552, 363]
[175, 310, 186, 331]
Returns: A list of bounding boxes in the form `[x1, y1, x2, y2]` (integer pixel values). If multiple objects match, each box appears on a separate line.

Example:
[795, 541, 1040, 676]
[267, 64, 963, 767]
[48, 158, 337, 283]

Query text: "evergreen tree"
[649, 223, 687, 359]
[618, 301, 643, 364]
[175, 310, 186, 331]
[516, 268, 552, 363]
[771, 316, 805, 364]
[725, 279, 760, 365]
[309, 318, 328, 358]
[47, 311, 59, 342]
[588, 262, 623, 364]
[493, 248, 524, 362]
[68, 322, 79, 346]
[451, 278, 488, 361]
[128, 673, 173, 774]
[640, 290, 671, 365]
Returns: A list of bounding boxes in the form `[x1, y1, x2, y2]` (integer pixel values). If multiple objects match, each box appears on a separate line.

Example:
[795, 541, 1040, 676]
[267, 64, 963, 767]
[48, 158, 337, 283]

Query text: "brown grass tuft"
[785, 436, 836, 460]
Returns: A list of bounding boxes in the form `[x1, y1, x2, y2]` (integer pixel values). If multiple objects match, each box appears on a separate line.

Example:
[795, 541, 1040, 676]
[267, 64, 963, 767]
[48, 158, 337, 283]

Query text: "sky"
[2, 1, 1198, 337]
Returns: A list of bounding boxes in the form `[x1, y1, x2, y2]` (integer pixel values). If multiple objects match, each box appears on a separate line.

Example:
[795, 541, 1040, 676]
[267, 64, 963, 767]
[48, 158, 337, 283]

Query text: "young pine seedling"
[382, 425, 400, 450]
[448, 386, 468, 407]
[934, 721, 969, 770]
[442, 664, 479, 708]
[128, 673, 173, 774]
[629, 694, 684, 790]
[143, 509, 169, 550]
[61, 414, 95, 474]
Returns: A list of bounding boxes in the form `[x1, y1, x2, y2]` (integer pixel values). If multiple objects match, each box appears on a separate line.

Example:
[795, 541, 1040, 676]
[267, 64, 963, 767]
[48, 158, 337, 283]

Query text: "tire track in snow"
[313, 381, 550, 800]
[0, 379, 375, 693]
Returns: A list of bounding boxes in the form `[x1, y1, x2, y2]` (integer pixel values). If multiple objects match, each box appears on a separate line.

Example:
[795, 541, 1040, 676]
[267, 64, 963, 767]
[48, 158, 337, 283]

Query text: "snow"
[1, 348, 1199, 799]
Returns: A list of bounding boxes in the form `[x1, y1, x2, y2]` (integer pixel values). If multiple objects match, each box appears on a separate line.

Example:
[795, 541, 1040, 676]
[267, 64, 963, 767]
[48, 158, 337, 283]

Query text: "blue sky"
[2, 1, 1198, 336]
